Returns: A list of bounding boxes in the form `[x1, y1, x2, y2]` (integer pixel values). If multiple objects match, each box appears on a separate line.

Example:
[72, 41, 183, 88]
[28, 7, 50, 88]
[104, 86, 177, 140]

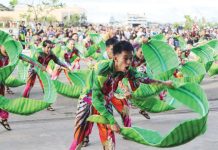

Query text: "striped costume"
[51, 47, 80, 80]
[70, 60, 155, 150]
[0, 53, 9, 119]
[23, 51, 68, 98]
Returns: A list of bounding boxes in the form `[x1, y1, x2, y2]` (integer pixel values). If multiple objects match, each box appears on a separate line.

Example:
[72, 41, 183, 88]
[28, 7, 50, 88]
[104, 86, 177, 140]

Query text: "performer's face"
[68, 40, 75, 49]
[176, 48, 182, 57]
[114, 51, 133, 73]
[136, 47, 144, 60]
[106, 45, 113, 59]
[45, 44, 52, 54]
[73, 34, 78, 41]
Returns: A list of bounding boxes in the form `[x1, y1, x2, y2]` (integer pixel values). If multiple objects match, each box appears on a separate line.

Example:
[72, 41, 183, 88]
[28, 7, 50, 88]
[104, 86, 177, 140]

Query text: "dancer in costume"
[22, 40, 70, 111]
[0, 44, 43, 130]
[97, 38, 118, 60]
[0, 45, 11, 130]
[51, 38, 80, 81]
[81, 37, 118, 147]
[70, 41, 173, 150]
[131, 43, 151, 119]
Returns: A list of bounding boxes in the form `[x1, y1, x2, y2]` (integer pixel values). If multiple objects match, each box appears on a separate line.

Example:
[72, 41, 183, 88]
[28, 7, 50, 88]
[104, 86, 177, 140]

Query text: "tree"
[9, 0, 18, 9]
[71, 14, 80, 26]
[80, 13, 87, 26]
[184, 15, 194, 30]
[10, 0, 64, 23]
[63, 13, 87, 27]
[39, 15, 57, 24]
[173, 22, 180, 29]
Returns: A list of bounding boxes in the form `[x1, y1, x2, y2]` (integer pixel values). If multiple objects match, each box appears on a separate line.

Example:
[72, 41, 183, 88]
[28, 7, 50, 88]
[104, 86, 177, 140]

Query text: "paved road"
[0, 74, 218, 150]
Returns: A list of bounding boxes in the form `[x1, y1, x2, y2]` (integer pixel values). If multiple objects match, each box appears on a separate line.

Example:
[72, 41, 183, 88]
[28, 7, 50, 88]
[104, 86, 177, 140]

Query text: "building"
[126, 13, 147, 27]
[0, 3, 85, 28]
[0, 4, 12, 11]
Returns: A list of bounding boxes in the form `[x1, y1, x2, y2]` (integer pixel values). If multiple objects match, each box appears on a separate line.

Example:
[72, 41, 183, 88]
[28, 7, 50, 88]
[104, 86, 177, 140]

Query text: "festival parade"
[0, 0, 218, 150]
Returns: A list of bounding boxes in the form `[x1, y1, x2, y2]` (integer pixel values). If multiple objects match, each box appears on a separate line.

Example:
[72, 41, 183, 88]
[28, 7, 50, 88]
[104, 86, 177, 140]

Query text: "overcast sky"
[1, 0, 218, 23]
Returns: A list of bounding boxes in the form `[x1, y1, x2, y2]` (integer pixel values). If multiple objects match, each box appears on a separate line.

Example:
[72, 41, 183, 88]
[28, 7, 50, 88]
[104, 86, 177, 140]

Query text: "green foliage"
[173, 22, 180, 29]
[184, 15, 194, 30]
[64, 14, 80, 27]
[39, 15, 57, 23]
[16, 0, 64, 22]
[142, 40, 179, 78]
[88, 83, 209, 147]
[9, 0, 18, 9]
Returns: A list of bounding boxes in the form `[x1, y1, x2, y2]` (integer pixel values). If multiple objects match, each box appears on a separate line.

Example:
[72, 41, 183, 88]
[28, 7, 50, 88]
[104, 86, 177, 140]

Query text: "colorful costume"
[0, 53, 9, 120]
[131, 54, 145, 68]
[70, 60, 156, 150]
[51, 47, 80, 80]
[23, 51, 68, 98]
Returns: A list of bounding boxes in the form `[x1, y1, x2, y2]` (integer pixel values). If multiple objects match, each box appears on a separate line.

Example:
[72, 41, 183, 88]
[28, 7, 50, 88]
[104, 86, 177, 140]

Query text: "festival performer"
[0, 43, 45, 130]
[51, 38, 80, 81]
[97, 37, 118, 60]
[0, 45, 11, 130]
[70, 41, 173, 150]
[79, 37, 118, 147]
[130, 43, 152, 119]
[22, 40, 70, 111]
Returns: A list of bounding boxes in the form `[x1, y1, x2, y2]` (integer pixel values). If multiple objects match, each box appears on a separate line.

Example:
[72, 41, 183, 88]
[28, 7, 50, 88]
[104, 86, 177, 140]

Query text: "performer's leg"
[70, 96, 92, 150]
[0, 84, 11, 130]
[111, 96, 131, 127]
[37, 74, 44, 93]
[97, 123, 115, 150]
[63, 69, 72, 84]
[81, 105, 97, 147]
[96, 104, 115, 150]
[22, 71, 37, 98]
[82, 102, 114, 147]
[51, 67, 62, 80]
[71, 59, 80, 70]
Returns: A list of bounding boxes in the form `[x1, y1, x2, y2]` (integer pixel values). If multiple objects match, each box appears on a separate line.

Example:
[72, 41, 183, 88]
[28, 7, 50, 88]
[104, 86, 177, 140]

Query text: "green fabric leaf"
[88, 83, 208, 147]
[0, 30, 13, 44]
[0, 97, 50, 115]
[191, 44, 214, 64]
[206, 40, 218, 51]
[0, 40, 22, 83]
[36, 68, 57, 103]
[0, 67, 57, 115]
[180, 61, 206, 77]
[87, 115, 110, 124]
[84, 44, 99, 57]
[132, 84, 164, 99]
[208, 62, 218, 76]
[175, 61, 206, 83]
[17, 60, 29, 81]
[151, 34, 166, 42]
[205, 61, 213, 72]
[52, 44, 62, 56]
[142, 40, 180, 78]
[5, 76, 26, 87]
[130, 96, 175, 113]
[214, 55, 218, 61]
[89, 33, 102, 44]
[53, 80, 82, 98]
[99, 41, 106, 53]
[75, 42, 86, 58]
[68, 69, 94, 89]
[176, 36, 186, 50]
